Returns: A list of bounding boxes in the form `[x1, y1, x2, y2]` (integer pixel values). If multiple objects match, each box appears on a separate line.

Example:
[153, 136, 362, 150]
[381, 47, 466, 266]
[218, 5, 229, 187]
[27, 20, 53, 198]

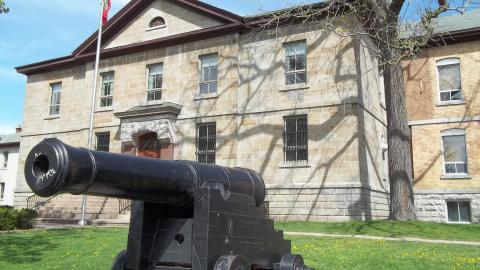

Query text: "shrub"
[0, 206, 37, 230]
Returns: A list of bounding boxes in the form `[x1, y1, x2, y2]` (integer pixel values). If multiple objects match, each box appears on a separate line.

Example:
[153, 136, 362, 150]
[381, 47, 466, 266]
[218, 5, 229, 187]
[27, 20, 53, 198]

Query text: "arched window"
[436, 58, 463, 103]
[149, 17, 166, 28]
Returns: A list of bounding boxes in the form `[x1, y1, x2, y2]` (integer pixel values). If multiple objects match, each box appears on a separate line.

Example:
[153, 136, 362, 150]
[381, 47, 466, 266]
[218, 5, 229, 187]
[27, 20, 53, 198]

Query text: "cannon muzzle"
[24, 138, 265, 207]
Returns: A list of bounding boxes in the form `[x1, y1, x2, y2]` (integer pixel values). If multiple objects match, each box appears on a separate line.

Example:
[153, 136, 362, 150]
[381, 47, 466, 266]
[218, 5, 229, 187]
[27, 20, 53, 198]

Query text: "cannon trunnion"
[25, 139, 312, 270]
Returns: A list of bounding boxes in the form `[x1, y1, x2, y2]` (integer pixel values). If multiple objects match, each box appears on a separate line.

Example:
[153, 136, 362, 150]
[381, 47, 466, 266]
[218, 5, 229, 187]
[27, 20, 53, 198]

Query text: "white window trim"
[198, 53, 219, 95]
[145, 63, 164, 104]
[440, 129, 469, 177]
[283, 41, 308, 86]
[435, 58, 463, 104]
[445, 200, 471, 224]
[99, 72, 114, 108]
[48, 82, 62, 116]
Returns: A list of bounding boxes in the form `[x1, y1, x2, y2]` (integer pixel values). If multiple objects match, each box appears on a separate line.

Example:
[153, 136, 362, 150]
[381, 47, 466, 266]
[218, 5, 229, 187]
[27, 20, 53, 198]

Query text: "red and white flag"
[102, 0, 111, 25]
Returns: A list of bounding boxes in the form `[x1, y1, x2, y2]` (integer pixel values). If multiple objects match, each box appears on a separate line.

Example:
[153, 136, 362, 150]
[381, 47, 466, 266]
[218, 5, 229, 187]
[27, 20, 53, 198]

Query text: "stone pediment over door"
[114, 102, 182, 146]
[103, 0, 224, 49]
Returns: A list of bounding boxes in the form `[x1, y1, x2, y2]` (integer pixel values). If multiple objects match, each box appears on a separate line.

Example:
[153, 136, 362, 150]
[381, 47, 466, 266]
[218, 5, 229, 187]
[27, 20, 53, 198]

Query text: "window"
[437, 58, 463, 102]
[284, 41, 307, 85]
[149, 17, 165, 28]
[100, 72, 114, 107]
[2, 151, 8, 168]
[447, 201, 471, 223]
[441, 129, 467, 174]
[199, 54, 218, 94]
[0, 183, 4, 200]
[95, 133, 110, 152]
[49, 82, 62, 115]
[196, 123, 216, 164]
[147, 64, 163, 101]
[284, 115, 308, 163]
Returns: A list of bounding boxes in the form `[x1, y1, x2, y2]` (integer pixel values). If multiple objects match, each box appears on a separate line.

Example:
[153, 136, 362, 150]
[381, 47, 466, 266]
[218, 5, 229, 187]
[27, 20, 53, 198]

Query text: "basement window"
[447, 201, 471, 223]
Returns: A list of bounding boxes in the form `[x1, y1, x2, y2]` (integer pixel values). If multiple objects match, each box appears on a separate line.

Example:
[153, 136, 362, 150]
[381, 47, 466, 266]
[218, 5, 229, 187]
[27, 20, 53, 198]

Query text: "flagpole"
[79, 0, 105, 226]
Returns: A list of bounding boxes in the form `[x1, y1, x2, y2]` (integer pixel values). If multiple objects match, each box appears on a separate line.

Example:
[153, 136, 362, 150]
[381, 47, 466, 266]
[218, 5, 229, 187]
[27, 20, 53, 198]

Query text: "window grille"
[284, 115, 308, 163]
[95, 133, 110, 152]
[196, 123, 216, 164]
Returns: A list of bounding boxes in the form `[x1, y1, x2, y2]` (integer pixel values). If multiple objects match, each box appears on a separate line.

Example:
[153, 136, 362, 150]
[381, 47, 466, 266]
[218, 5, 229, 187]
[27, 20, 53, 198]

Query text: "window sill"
[95, 107, 114, 113]
[436, 100, 465, 106]
[144, 100, 164, 106]
[441, 174, 472, 180]
[446, 221, 471, 224]
[146, 25, 166, 32]
[279, 163, 311, 169]
[194, 93, 219, 100]
[279, 84, 310, 92]
[44, 115, 60, 120]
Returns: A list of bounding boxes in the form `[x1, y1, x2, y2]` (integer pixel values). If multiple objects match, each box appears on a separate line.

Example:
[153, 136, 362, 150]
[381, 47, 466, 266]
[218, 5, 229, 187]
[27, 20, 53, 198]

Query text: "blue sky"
[0, 0, 476, 134]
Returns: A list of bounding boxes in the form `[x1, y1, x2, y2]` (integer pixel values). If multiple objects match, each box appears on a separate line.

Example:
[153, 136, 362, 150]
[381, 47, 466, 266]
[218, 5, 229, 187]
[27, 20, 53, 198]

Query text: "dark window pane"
[210, 82, 217, 93]
[451, 90, 463, 100]
[197, 123, 216, 164]
[284, 116, 308, 163]
[440, 92, 450, 101]
[286, 74, 296, 85]
[447, 201, 459, 222]
[297, 149, 308, 162]
[296, 56, 306, 70]
[296, 72, 307, 84]
[96, 133, 110, 152]
[210, 67, 218, 81]
[445, 163, 456, 174]
[288, 56, 296, 71]
[199, 83, 209, 94]
[459, 202, 471, 222]
[286, 150, 296, 162]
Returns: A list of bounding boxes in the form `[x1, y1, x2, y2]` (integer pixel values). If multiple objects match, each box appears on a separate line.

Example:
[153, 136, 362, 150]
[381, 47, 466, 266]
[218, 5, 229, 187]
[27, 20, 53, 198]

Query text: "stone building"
[15, 0, 388, 222]
[404, 10, 480, 223]
[0, 131, 20, 206]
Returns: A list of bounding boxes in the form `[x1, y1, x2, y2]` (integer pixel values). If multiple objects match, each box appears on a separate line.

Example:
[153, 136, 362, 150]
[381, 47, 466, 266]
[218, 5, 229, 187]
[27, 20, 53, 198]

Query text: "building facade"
[404, 11, 480, 223]
[16, 0, 388, 222]
[0, 133, 20, 206]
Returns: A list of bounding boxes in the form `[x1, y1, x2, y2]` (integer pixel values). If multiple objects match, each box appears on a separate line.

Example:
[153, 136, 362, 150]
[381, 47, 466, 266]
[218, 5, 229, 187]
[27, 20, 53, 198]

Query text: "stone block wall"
[415, 190, 480, 223]
[266, 186, 389, 221]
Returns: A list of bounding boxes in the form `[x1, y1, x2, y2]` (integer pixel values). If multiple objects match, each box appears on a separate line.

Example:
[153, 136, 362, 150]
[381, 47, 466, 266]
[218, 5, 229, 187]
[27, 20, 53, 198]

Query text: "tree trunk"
[384, 60, 416, 221]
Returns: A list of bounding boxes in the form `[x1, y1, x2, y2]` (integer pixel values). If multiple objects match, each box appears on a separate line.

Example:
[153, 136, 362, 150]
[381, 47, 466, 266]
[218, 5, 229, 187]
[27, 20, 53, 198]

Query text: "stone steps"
[33, 194, 131, 225]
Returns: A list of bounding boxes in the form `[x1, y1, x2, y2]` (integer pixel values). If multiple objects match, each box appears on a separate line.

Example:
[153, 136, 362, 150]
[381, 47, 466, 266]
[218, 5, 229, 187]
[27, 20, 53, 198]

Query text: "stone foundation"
[265, 186, 389, 222]
[414, 190, 480, 223]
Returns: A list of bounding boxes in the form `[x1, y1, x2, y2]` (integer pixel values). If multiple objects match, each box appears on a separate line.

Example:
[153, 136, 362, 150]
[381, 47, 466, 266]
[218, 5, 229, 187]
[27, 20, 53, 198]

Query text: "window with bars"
[441, 129, 468, 175]
[100, 72, 114, 107]
[2, 151, 8, 168]
[199, 53, 218, 94]
[284, 115, 308, 163]
[147, 64, 163, 101]
[447, 201, 471, 223]
[49, 82, 62, 115]
[95, 133, 110, 152]
[0, 183, 4, 200]
[284, 41, 307, 85]
[196, 123, 216, 164]
[437, 58, 463, 102]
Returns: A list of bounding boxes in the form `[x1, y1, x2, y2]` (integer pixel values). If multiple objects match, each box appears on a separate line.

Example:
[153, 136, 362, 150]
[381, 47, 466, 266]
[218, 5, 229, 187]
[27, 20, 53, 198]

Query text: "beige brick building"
[16, 0, 388, 222]
[404, 10, 480, 223]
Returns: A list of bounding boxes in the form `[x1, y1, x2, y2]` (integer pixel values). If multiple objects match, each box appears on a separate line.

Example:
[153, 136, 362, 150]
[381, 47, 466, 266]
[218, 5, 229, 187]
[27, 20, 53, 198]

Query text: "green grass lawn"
[275, 220, 480, 241]
[0, 226, 479, 269]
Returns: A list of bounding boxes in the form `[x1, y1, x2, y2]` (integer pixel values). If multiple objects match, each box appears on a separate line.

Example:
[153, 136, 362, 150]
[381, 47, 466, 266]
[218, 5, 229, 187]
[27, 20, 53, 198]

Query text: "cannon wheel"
[279, 254, 311, 270]
[213, 255, 249, 270]
[111, 249, 127, 270]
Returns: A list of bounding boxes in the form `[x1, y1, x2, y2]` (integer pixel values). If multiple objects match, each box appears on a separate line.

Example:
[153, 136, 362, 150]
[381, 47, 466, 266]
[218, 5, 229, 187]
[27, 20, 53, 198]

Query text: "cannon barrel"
[24, 138, 265, 207]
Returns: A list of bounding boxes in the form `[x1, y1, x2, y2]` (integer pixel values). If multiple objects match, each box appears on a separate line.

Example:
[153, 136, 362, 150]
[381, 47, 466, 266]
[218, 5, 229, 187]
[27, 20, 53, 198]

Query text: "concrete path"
[285, 231, 480, 246]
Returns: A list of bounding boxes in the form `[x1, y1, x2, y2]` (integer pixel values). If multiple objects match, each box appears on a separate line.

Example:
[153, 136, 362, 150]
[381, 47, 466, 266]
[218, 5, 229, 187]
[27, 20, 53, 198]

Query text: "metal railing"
[26, 194, 59, 210]
[118, 198, 131, 215]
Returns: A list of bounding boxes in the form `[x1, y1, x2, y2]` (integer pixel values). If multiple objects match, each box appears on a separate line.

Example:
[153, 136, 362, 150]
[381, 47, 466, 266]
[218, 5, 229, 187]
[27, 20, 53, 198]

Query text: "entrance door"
[137, 132, 173, 160]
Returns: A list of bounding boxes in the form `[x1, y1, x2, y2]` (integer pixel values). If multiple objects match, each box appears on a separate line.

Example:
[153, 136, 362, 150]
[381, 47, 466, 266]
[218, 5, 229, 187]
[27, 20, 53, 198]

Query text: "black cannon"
[25, 139, 312, 270]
